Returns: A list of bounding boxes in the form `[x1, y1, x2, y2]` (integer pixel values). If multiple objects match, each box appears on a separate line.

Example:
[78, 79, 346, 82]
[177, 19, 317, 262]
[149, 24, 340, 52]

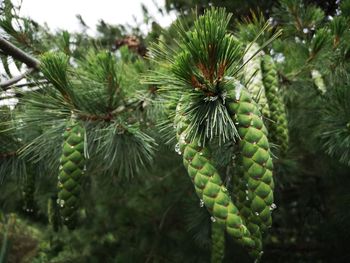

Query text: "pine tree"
[1, 0, 350, 262]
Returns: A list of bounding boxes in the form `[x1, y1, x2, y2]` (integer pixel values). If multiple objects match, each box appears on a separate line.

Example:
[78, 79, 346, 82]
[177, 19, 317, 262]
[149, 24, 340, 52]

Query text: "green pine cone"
[261, 55, 289, 154]
[226, 86, 274, 232]
[175, 104, 262, 259]
[22, 172, 36, 214]
[211, 222, 225, 263]
[232, 163, 263, 254]
[243, 43, 270, 118]
[57, 119, 85, 229]
[232, 164, 251, 221]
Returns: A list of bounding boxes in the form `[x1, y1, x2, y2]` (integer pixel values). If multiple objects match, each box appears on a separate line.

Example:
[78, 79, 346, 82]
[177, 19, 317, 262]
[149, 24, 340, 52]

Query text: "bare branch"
[0, 37, 42, 89]
[0, 36, 40, 68]
[0, 67, 35, 90]
[5, 80, 48, 88]
[0, 83, 45, 100]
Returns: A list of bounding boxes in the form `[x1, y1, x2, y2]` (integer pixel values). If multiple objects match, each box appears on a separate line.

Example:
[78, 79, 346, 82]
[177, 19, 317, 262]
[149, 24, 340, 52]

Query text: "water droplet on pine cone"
[235, 81, 243, 100]
[270, 203, 277, 210]
[179, 134, 185, 144]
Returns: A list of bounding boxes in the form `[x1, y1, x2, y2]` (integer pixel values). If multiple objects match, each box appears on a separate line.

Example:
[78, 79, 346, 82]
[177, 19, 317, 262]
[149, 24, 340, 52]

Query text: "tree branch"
[0, 36, 40, 68]
[0, 67, 35, 90]
[3, 80, 49, 89]
[0, 83, 45, 100]
[0, 151, 17, 159]
[0, 36, 42, 89]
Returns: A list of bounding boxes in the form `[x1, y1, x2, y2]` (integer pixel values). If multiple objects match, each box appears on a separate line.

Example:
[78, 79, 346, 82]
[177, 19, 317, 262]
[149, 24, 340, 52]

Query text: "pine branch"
[0, 36, 40, 68]
[147, 7, 280, 145]
[0, 36, 40, 89]
[0, 151, 16, 158]
[0, 67, 35, 90]
[3, 80, 48, 89]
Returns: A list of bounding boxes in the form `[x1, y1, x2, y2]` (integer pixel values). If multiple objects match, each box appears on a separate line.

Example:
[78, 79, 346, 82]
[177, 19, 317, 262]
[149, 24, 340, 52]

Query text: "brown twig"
[77, 105, 128, 122]
[0, 151, 17, 159]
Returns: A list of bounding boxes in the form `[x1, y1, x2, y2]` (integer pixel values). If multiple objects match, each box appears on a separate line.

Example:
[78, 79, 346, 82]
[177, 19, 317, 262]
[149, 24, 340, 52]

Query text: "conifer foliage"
[148, 8, 276, 261]
[1, 0, 350, 262]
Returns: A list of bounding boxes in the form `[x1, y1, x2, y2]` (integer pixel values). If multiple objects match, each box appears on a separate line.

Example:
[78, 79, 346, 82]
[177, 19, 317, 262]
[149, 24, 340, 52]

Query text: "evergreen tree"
[1, 0, 350, 262]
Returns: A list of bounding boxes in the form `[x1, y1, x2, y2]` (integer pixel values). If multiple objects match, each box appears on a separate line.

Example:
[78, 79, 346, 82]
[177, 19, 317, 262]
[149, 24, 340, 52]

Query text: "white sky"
[16, 0, 177, 35]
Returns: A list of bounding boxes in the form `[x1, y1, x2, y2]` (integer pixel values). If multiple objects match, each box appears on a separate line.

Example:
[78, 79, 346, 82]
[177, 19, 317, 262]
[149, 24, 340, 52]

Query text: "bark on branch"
[0, 36, 40, 68]
[0, 68, 35, 90]
[0, 36, 41, 89]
